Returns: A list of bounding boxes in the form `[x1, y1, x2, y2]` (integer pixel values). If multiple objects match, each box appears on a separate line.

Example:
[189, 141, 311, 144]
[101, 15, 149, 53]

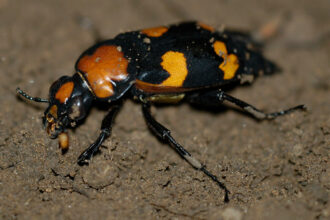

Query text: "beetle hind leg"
[188, 89, 306, 120]
[142, 103, 230, 202]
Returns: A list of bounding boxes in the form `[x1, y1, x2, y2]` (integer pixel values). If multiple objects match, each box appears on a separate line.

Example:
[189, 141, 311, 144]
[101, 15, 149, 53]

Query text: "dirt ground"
[0, 0, 329, 219]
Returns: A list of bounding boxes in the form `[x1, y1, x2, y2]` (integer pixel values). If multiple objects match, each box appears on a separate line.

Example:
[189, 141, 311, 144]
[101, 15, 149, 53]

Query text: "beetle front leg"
[188, 90, 306, 120]
[78, 104, 121, 165]
[142, 103, 230, 202]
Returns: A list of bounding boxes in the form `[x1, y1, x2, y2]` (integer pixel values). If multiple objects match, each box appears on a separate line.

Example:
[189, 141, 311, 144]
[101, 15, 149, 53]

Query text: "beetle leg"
[77, 104, 121, 165]
[220, 92, 306, 119]
[189, 90, 306, 120]
[142, 103, 230, 202]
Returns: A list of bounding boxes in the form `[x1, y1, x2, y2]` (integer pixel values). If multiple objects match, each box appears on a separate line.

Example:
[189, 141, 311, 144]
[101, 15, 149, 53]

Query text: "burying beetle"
[17, 22, 306, 202]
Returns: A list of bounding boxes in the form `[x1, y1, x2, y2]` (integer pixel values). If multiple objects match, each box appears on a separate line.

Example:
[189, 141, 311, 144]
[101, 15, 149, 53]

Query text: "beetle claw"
[77, 151, 92, 165]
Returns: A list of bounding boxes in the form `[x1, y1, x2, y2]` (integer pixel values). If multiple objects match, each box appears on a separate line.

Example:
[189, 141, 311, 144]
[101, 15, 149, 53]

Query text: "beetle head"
[43, 74, 93, 138]
[17, 73, 93, 139]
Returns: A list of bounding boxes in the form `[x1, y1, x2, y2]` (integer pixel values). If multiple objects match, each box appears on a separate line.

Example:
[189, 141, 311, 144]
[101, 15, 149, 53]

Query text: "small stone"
[82, 160, 118, 189]
[210, 207, 243, 220]
[222, 207, 243, 220]
[292, 144, 303, 157]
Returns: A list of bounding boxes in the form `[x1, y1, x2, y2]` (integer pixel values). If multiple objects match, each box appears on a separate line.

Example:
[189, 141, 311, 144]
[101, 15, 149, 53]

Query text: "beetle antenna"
[16, 87, 49, 103]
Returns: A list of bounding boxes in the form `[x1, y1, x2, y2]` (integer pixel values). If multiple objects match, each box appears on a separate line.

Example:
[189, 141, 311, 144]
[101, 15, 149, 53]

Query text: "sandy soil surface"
[1, 0, 329, 219]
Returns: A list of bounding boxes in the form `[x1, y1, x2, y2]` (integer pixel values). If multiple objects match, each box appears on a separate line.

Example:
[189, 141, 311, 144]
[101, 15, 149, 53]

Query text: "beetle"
[17, 21, 305, 202]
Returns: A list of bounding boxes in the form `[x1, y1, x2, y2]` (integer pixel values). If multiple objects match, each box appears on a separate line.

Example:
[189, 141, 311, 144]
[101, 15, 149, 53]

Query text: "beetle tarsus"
[77, 141, 99, 165]
[201, 166, 230, 203]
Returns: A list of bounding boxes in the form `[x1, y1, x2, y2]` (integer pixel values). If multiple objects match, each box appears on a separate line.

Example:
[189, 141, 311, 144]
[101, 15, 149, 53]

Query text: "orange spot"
[141, 26, 168, 37]
[213, 41, 239, 80]
[220, 54, 239, 79]
[55, 82, 74, 103]
[213, 41, 228, 55]
[160, 51, 188, 87]
[77, 45, 129, 98]
[49, 105, 58, 119]
[198, 22, 215, 32]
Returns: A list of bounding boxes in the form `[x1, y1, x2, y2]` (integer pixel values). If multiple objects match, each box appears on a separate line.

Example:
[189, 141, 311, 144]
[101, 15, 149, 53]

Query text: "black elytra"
[17, 21, 306, 202]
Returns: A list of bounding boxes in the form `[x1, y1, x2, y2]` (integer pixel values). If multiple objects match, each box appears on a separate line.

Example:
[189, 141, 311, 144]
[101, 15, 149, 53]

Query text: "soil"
[1, 0, 329, 219]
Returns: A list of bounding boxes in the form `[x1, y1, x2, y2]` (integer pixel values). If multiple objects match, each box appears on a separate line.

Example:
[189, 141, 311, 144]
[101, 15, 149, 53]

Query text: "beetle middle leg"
[78, 104, 121, 164]
[142, 103, 230, 202]
[188, 89, 306, 120]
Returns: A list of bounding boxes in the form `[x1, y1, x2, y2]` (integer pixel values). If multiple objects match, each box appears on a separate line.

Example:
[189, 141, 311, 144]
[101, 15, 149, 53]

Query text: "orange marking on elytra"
[141, 26, 168, 37]
[213, 41, 239, 80]
[77, 45, 129, 98]
[220, 54, 239, 79]
[213, 41, 228, 55]
[160, 51, 188, 87]
[198, 22, 215, 32]
[55, 81, 74, 103]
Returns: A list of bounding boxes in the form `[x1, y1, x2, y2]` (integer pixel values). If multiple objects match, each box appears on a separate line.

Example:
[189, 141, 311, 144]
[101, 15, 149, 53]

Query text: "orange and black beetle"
[17, 21, 305, 202]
